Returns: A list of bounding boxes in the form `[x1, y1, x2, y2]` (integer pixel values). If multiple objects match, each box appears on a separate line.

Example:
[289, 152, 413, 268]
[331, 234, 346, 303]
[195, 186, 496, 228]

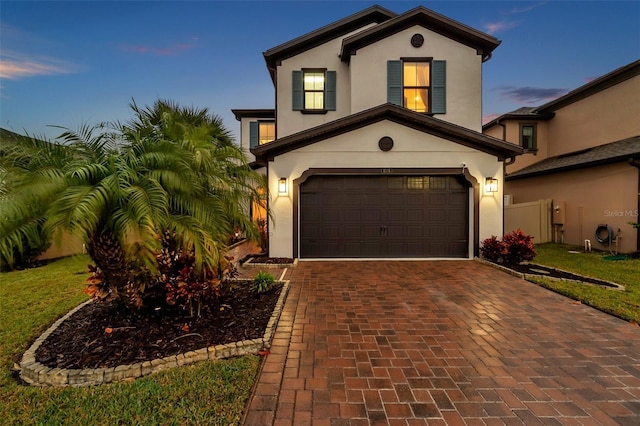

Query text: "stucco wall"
[505, 163, 639, 253]
[275, 24, 484, 138]
[545, 76, 640, 157]
[266, 120, 505, 258]
[350, 25, 483, 131]
[275, 27, 373, 138]
[238, 117, 257, 163]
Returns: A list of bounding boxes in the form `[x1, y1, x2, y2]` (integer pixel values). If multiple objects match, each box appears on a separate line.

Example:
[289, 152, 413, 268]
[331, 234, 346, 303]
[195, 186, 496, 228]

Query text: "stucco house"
[483, 60, 640, 254]
[233, 5, 522, 259]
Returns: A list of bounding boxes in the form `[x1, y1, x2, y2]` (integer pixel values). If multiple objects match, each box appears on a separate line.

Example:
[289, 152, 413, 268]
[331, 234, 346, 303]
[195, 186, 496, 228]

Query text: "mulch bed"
[247, 256, 295, 264]
[504, 263, 618, 288]
[36, 281, 282, 370]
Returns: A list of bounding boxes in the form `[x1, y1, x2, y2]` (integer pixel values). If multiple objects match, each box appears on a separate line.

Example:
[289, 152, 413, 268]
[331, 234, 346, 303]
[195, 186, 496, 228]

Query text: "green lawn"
[530, 243, 640, 323]
[0, 255, 259, 425]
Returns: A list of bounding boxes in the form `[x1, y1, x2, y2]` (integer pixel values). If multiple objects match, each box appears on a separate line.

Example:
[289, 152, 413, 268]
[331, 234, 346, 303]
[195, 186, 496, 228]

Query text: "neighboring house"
[234, 5, 522, 259]
[483, 60, 640, 253]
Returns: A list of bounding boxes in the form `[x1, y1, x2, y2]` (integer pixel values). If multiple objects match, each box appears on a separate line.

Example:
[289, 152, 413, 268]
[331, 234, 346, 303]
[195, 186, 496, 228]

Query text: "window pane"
[416, 63, 430, 86]
[304, 72, 325, 90]
[305, 92, 324, 109]
[404, 88, 429, 113]
[259, 122, 275, 145]
[403, 62, 417, 86]
[522, 125, 534, 149]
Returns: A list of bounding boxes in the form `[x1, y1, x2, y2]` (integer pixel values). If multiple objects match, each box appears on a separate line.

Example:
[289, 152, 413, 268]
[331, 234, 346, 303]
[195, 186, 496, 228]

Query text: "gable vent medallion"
[411, 34, 424, 48]
[379, 136, 394, 152]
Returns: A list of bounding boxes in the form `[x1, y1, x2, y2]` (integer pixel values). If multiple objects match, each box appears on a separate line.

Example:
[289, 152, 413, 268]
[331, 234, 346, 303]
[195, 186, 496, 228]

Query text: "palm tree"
[0, 100, 265, 309]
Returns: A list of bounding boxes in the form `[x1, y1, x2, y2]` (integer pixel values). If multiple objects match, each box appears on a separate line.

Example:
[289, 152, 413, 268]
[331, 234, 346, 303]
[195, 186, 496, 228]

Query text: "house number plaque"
[379, 136, 394, 151]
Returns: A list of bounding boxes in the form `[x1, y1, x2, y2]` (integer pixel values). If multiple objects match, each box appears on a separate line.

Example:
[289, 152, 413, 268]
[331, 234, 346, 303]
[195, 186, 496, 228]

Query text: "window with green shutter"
[249, 121, 275, 149]
[292, 69, 336, 113]
[387, 59, 446, 114]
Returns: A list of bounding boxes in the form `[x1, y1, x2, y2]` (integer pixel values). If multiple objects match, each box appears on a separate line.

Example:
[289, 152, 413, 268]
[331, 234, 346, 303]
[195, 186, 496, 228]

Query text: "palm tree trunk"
[87, 229, 140, 309]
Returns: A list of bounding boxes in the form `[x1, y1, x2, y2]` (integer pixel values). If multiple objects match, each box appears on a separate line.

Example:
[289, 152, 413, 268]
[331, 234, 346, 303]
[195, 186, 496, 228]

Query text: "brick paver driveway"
[244, 261, 640, 425]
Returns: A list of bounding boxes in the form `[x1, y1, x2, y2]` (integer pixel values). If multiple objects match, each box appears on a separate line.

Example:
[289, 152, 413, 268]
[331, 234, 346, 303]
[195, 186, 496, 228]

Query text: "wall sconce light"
[485, 177, 498, 193]
[278, 177, 288, 195]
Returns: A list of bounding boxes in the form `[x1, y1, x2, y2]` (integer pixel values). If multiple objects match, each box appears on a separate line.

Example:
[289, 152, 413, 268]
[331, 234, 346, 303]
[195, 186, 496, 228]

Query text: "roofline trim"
[535, 60, 640, 113]
[506, 154, 639, 180]
[251, 104, 523, 161]
[340, 6, 501, 63]
[231, 109, 275, 121]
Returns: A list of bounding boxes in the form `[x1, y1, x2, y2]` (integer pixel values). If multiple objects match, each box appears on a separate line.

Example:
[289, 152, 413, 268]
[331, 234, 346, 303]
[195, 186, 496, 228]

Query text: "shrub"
[479, 235, 503, 263]
[252, 271, 275, 294]
[159, 231, 237, 316]
[502, 229, 536, 265]
[480, 229, 536, 265]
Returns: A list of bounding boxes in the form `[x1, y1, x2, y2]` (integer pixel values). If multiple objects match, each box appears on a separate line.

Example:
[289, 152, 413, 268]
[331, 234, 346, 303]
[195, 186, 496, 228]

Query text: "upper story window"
[403, 61, 430, 113]
[292, 70, 336, 113]
[303, 71, 325, 110]
[520, 124, 537, 151]
[388, 59, 446, 114]
[259, 122, 275, 145]
[249, 121, 275, 148]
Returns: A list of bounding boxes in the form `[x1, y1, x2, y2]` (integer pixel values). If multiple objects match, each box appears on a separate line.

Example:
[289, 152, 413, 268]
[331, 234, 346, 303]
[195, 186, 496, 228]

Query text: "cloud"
[483, 114, 500, 125]
[120, 38, 199, 56]
[510, 2, 547, 14]
[0, 51, 75, 80]
[483, 2, 547, 35]
[483, 21, 519, 35]
[494, 86, 568, 104]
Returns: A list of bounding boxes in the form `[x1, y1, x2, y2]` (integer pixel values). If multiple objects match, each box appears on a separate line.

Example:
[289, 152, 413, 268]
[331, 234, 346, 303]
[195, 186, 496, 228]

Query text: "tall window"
[387, 59, 445, 114]
[520, 124, 537, 151]
[258, 122, 275, 145]
[293, 70, 336, 113]
[403, 61, 430, 113]
[303, 71, 325, 110]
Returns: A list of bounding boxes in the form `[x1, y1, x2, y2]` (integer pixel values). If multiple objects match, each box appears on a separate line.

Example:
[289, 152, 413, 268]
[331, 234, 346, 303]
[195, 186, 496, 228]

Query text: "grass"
[529, 243, 640, 323]
[0, 255, 260, 425]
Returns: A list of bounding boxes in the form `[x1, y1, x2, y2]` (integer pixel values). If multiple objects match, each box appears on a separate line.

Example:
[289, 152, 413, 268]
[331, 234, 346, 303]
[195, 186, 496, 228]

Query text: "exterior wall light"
[485, 177, 498, 194]
[278, 177, 288, 195]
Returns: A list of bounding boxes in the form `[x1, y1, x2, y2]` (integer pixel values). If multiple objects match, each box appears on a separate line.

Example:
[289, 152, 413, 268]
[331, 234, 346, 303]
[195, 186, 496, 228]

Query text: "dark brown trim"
[263, 5, 396, 82]
[519, 123, 538, 153]
[340, 6, 500, 63]
[252, 104, 523, 161]
[292, 167, 480, 259]
[231, 109, 275, 121]
[482, 112, 553, 131]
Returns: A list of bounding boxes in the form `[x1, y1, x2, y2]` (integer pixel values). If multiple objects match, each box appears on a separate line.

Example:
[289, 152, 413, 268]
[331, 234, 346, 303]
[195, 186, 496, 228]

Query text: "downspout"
[628, 157, 640, 251]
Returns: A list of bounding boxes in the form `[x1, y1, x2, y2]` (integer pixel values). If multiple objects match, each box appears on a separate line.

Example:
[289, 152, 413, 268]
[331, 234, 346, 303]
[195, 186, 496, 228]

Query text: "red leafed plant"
[480, 229, 536, 265]
[479, 235, 503, 263]
[159, 231, 237, 317]
[501, 229, 536, 265]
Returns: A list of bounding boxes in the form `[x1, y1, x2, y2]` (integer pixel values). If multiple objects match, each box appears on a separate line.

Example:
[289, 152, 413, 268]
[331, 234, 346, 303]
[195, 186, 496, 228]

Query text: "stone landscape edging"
[475, 258, 625, 291]
[241, 257, 298, 269]
[20, 280, 290, 387]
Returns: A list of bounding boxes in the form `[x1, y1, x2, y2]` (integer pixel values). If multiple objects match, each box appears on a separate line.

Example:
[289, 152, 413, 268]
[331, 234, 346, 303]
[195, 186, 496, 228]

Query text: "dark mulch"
[248, 256, 295, 264]
[505, 263, 618, 288]
[36, 281, 283, 370]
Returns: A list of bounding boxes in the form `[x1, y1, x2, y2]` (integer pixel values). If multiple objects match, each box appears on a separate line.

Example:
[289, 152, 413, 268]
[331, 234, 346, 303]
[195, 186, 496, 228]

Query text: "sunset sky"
[2, 1, 638, 141]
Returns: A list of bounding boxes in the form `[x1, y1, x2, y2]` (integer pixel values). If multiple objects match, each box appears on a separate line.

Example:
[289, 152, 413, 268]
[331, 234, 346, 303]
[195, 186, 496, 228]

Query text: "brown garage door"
[300, 175, 468, 258]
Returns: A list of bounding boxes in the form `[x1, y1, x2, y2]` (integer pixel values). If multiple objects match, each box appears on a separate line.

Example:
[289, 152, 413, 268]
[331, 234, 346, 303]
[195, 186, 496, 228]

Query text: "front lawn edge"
[19, 280, 290, 387]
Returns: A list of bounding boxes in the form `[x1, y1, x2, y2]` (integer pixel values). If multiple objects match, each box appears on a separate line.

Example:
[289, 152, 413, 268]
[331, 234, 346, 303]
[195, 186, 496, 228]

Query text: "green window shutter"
[325, 71, 336, 111]
[249, 121, 259, 149]
[387, 60, 402, 106]
[292, 70, 303, 111]
[432, 60, 446, 114]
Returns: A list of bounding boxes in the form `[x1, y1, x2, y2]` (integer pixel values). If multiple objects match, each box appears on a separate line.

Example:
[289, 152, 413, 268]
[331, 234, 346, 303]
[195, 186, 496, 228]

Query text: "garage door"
[300, 175, 469, 258]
